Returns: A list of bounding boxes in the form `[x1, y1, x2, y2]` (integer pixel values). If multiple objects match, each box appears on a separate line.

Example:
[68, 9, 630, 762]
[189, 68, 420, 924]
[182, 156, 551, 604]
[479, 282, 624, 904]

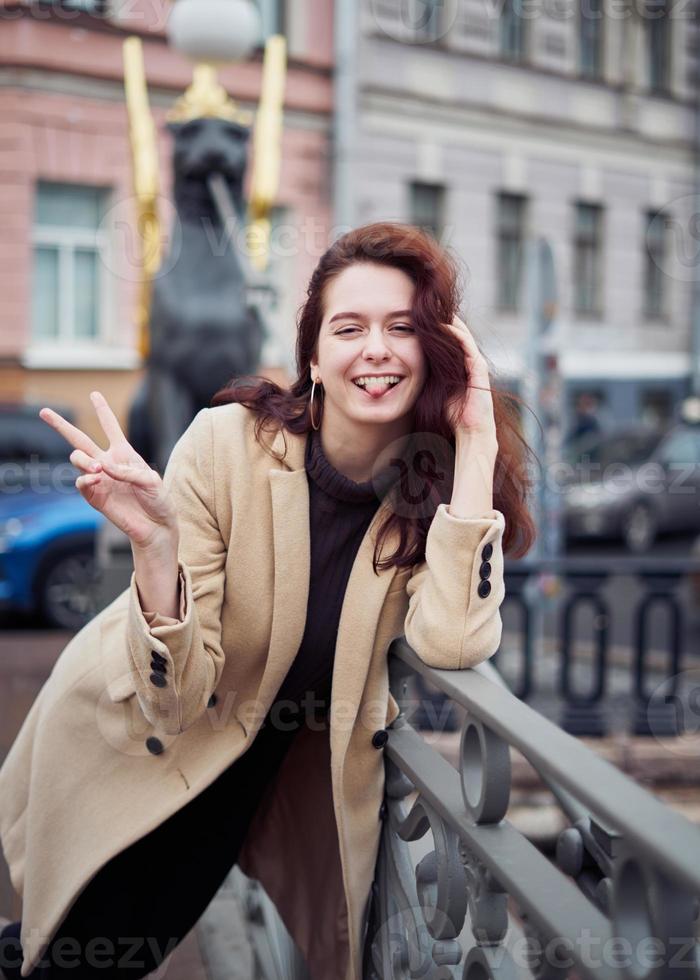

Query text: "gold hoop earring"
[309, 379, 322, 431]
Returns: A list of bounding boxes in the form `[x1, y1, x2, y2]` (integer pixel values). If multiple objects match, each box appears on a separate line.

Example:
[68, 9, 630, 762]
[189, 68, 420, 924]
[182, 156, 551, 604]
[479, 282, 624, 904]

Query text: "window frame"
[579, 0, 604, 79]
[30, 181, 113, 353]
[500, 0, 528, 62]
[573, 200, 604, 318]
[647, 0, 672, 94]
[496, 191, 528, 313]
[643, 208, 668, 320]
[408, 0, 446, 43]
[409, 180, 447, 241]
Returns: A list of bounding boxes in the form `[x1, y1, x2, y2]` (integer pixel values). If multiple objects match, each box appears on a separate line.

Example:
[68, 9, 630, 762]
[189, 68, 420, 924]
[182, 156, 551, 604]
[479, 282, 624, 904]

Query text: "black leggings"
[0, 717, 304, 979]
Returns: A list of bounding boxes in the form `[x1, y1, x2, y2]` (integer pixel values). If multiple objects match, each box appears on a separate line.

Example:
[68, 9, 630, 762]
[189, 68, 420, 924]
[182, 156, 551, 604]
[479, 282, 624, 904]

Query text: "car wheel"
[621, 502, 657, 553]
[36, 548, 100, 630]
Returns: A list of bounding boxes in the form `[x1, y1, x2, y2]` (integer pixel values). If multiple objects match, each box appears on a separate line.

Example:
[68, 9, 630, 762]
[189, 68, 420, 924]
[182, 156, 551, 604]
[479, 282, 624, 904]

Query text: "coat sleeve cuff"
[404, 503, 506, 670]
[127, 559, 195, 661]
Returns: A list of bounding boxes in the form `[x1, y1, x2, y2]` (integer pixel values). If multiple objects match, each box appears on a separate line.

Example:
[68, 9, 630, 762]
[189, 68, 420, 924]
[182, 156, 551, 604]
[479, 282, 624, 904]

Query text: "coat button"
[149, 672, 167, 688]
[150, 660, 167, 674]
[479, 561, 492, 581]
[379, 801, 388, 820]
[482, 542, 493, 561]
[146, 736, 164, 755]
[152, 651, 167, 664]
[372, 729, 389, 749]
[477, 579, 492, 599]
[208, 693, 218, 708]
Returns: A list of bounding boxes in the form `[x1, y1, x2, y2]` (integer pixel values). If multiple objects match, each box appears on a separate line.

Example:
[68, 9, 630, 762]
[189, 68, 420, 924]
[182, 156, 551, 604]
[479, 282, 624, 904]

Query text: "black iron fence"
[411, 556, 700, 740]
[363, 640, 700, 980]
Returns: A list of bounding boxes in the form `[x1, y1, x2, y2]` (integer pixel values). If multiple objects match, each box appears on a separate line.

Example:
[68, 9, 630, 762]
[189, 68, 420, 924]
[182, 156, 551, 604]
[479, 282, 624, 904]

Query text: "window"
[644, 209, 667, 318]
[496, 192, 527, 311]
[579, 0, 603, 78]
[647, 0, 671, 92]
[409, 181, 446, 240]
[656, 429, 700, 466]
[500, 0, 527, 60]
[407, 0, 445, 42]
[573, 201, 603, 316]
[32, 182, 109, 345]
[257, 0, 286, 37]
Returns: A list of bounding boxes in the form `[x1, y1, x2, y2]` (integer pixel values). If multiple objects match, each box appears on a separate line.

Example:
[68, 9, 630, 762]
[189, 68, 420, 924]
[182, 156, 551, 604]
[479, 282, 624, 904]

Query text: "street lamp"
[166, 0, 262, 127]
[167, 0, 261, 62]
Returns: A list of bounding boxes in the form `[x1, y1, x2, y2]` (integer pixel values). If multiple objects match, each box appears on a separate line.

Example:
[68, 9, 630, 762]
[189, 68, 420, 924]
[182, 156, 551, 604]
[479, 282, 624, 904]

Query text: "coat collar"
[261, 424, 400, 773]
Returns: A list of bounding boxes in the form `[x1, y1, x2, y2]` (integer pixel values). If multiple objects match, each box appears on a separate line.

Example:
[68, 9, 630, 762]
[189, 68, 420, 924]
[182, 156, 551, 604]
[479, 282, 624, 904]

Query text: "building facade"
[340, 0, 698, 430]
[0, 0, 333, 439]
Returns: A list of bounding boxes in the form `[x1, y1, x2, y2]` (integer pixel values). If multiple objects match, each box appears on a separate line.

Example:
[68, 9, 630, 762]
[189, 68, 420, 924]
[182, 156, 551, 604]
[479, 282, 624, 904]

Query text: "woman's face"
[310, 262, 427, 434]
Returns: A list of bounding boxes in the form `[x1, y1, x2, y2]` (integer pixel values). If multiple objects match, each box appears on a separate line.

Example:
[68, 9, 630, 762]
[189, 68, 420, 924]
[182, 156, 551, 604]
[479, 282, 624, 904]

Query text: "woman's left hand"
[443, 315, 498, 445]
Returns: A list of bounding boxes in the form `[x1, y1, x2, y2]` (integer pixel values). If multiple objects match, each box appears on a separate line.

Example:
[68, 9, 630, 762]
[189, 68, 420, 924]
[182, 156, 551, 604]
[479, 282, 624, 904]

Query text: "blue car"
[0, 403, 106, 630]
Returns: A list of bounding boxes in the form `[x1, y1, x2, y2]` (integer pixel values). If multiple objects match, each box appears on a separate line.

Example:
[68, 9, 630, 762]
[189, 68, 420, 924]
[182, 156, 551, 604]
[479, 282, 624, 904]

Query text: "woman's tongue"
[357, 380, 395, 400]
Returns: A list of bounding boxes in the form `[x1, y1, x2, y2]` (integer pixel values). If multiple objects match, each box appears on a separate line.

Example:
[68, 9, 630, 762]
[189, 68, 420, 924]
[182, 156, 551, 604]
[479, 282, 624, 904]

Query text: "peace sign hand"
[443, 315, 498, 445]
[39, 391, 179, 552]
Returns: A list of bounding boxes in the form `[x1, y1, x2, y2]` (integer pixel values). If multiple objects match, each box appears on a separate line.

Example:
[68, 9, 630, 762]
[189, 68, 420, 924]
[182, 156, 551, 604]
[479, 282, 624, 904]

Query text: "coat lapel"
[253, 427, 310, 721]
[329, 497, 399, 772]
[262, 424, 400, 773]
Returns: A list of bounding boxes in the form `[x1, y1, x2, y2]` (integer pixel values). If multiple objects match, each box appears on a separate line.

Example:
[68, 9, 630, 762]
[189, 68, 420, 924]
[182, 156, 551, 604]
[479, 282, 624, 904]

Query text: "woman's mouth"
[351, 376, 405, 400]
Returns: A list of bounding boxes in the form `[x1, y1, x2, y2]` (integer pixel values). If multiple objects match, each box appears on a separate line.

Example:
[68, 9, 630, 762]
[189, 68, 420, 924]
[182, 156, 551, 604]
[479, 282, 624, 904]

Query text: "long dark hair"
[212, 221, 537, 571]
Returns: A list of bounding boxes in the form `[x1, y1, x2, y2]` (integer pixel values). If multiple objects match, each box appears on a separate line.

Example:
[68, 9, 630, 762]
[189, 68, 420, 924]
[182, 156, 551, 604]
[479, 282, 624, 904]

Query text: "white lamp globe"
[167, 0, 262, 64]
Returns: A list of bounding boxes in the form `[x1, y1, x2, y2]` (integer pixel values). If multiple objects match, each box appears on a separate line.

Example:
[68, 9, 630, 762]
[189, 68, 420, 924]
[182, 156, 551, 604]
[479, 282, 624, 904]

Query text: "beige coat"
[0, 402, 506, 980]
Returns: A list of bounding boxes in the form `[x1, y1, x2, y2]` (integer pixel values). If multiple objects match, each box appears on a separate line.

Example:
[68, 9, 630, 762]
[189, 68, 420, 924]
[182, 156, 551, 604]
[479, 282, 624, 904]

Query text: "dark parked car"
[564, 420, 700, 552]
[0, 402, 105, 629]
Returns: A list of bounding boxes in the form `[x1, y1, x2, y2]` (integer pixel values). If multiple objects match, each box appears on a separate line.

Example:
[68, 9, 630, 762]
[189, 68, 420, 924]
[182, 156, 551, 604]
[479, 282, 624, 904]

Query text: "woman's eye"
[335, 324, 413, 335]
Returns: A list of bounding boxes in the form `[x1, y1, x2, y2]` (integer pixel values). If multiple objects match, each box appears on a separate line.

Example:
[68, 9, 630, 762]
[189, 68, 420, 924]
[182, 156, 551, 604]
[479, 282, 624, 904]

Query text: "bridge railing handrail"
[388, 636, 700, 897]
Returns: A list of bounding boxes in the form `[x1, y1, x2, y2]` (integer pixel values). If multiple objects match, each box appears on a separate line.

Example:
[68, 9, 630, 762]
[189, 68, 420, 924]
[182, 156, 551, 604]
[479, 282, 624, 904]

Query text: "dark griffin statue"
[128, 117, 265, 473]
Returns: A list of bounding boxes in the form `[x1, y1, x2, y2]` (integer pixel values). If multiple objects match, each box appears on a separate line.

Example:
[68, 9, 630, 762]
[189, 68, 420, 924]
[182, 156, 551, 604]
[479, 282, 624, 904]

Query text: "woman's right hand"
[40, 390, 179, 552]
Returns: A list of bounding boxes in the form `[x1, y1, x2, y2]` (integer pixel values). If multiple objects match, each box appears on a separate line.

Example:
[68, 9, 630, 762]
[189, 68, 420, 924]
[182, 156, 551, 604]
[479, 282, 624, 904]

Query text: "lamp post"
[521, 236, 565, 663]
[166, 0, 261, 130]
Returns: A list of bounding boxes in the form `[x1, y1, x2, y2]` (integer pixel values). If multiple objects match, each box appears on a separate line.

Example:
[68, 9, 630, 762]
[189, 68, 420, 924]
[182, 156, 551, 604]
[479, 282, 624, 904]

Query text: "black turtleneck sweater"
[269, 428, 397, 723]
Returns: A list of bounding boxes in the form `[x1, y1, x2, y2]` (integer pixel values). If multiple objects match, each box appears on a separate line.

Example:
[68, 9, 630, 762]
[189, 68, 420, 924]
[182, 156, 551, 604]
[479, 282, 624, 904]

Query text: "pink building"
[0, 0, 333, 440]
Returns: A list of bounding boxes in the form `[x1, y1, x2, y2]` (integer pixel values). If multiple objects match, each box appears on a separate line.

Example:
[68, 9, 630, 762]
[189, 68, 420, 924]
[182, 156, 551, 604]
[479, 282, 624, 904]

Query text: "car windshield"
[0, 414, 69, 463]
[564, 429, 664, 470]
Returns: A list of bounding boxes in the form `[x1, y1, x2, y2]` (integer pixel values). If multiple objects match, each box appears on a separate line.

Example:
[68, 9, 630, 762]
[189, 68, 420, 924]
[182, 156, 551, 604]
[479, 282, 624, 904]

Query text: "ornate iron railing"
[362, 638, 700, 980]
[501, 555, 700, 736]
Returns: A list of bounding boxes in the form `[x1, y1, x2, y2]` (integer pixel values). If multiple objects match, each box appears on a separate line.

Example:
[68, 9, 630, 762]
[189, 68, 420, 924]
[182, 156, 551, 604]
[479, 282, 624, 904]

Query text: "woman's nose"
[362, 327, 391, 360]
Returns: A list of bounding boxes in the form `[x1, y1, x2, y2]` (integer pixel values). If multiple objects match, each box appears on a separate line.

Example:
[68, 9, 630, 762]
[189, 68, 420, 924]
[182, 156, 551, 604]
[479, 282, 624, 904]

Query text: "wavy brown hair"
[212, 221, 537, 571]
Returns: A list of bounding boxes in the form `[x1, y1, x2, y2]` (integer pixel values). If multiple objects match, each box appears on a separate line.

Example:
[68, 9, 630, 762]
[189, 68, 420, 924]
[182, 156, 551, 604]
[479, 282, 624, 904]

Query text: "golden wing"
[248, 34, 287, 273]
[123, 36, 161, 360]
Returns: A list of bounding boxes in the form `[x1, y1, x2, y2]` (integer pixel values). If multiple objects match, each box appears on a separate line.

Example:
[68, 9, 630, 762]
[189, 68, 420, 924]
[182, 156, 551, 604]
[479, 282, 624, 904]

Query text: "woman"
[0, 222, 535, 980]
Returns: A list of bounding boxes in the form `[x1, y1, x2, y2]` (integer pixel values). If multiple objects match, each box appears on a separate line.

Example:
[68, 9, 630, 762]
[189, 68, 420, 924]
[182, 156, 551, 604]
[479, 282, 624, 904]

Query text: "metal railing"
[363, 638, 700, 980]
[498, 555, 700, 737]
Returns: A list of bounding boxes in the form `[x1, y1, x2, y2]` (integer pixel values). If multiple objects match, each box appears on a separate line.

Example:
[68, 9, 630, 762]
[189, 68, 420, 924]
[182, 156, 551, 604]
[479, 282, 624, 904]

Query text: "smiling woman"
[212, 220, 537, 569]
[0, 221, 537, 980]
